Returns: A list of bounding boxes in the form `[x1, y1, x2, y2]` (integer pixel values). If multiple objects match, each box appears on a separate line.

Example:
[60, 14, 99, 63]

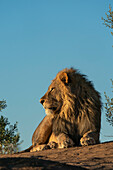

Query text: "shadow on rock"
[0, 156, 86, 170]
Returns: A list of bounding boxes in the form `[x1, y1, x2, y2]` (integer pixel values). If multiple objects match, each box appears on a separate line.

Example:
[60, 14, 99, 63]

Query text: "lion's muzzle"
[40, 98, 45, 105]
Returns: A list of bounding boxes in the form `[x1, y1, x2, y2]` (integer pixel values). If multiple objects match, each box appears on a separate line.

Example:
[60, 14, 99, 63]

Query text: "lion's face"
[40, 79, 63, 115]
[40, 69, 76, 116]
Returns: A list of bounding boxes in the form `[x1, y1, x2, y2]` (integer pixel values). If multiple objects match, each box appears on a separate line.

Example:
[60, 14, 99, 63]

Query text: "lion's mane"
[52, 68, 101, 145]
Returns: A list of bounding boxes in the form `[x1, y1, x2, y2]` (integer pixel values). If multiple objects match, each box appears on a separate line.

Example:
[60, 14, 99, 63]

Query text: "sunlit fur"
[42, 68, 101, 145]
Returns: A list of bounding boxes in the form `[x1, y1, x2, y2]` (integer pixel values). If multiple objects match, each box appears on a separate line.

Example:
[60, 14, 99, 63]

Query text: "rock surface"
[0, 141, 113, 169]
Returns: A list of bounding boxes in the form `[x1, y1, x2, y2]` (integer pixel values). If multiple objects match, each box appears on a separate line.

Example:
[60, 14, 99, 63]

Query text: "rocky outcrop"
[0, 141, 113, 169]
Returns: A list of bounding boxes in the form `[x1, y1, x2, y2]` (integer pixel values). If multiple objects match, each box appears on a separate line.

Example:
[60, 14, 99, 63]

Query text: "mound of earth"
[0, 141, 113, 169]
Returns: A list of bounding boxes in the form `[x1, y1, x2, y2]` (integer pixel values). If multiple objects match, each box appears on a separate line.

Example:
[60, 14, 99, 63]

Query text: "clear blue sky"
[0, 0, 113, 150]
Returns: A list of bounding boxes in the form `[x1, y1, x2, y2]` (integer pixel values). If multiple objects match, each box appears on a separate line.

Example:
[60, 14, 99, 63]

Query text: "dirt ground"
[0, 141, 113, 170]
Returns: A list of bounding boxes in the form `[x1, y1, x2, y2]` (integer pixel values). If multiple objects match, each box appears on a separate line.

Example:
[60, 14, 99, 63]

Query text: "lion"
[21, 68, 101, 152]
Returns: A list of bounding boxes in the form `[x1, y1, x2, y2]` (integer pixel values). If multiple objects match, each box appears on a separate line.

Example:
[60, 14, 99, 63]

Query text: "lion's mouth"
[44, 106, 57, 111]
[44, 102, 62, 114]
[49, 107, 57, 111]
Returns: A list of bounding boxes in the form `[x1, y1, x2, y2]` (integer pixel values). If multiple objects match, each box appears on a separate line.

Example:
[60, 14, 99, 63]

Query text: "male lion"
[22, 68, 101, 152]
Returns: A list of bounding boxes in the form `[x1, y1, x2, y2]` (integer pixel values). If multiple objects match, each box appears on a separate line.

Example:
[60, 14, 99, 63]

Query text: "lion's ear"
[59, 72, 71, 85]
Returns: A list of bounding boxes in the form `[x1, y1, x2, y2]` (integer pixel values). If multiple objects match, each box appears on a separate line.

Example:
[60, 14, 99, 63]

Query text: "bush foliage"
[104, 80, 113, 126]
[0, 100, 21, 154]
[102, 5, 113, 46]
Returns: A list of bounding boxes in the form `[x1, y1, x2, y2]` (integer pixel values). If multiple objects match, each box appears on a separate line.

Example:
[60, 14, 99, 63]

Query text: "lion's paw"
[48, 141, 58, 149]
[80, 136, 96, 146]
[58, 138, 74, 148]
[30, 144, 50, 152]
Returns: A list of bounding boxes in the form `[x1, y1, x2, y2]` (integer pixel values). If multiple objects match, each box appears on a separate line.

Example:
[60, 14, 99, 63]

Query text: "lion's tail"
[17, 145, 33, 153]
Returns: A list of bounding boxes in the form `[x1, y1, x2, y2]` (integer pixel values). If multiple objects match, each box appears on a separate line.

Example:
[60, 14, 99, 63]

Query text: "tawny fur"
[51, 68, 101, 145]
[22, 68, 101, 152]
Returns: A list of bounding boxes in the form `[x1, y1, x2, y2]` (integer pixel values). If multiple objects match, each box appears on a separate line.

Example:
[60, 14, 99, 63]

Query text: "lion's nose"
[40, 98, 45, 105]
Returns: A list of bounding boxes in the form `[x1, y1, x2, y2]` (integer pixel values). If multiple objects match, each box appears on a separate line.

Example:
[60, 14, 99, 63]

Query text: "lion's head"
[40, 68, 75, 116]
[40, 68, 101, 142]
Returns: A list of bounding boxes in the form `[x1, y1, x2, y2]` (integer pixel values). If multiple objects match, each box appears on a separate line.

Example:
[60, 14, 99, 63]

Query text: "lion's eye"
[50, 88, 55, 92]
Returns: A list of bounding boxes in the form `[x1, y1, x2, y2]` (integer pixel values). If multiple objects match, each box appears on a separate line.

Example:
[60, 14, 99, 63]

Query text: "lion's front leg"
[32, 115, 53, 146]
[57, 133, 75, 148]
[80, 131, 99, 146]
[48, 132, 74, 149]
[47, 132, 58, 149]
